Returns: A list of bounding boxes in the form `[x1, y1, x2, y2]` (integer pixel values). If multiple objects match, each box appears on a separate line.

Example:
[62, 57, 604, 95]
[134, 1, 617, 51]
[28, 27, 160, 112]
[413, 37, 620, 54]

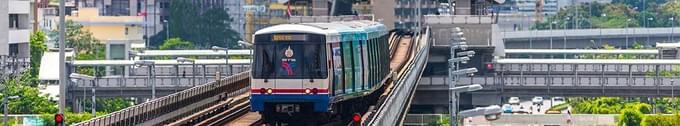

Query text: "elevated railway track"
[73, 28, 431, 126]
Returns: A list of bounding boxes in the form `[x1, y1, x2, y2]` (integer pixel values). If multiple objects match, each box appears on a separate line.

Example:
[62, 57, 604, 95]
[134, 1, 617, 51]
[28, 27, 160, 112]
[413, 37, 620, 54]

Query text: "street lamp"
[458, 105, 502, 121]
[456, 51, 475, 57]
[134, 60, 156, 99]
[163, 20, 169, 41]
[449, 68, 478, 126]
[648, 17, 654, 45]
[238, 40, 253, 71]
[626, 18, 632, 48]
[551, 21, 557, 50]
[2, 95, 19, 126]
[211, 46, 231, 75]
[176, 57, 196, 86]
[69, 73, 96, 117]
[670, 17, 675, 43]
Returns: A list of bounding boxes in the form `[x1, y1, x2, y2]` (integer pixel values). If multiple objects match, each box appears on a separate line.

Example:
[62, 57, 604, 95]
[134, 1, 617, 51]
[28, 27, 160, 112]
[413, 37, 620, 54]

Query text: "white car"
[508, 97, 520, 105]
[532, 96, 544, 105]
[552, 97, 566, 105]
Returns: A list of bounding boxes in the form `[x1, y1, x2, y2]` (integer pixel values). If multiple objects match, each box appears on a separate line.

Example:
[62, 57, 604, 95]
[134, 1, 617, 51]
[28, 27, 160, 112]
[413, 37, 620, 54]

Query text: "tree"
[617, 109, 644, 126]
[159, 38, 195, 50]
[150, 0, 241, 49]
[2, 73, 58, 114]
[27, 31, 48, 86]
[49, 20, 106, 76]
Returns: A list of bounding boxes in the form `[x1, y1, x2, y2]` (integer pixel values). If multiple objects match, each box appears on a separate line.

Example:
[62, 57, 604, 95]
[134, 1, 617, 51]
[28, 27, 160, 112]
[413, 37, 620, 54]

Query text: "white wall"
[9, 29, 30, 44]
[8, 0, 30, 14]
[1, 0, 9, 55]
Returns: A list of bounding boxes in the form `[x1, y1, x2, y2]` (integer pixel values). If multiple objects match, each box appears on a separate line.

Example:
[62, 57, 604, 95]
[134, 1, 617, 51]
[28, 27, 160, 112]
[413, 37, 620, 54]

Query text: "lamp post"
[135, 60, 156, 99]
[600, 14, 606, 47]
[671, 17, 675, 43]
[238, 40, 253, 71]
[626, 19, 631, 48]
[163, 20, 169, 41]
[70, 73, 95, 117]
[2, 96, 19, 126]
[212, 46, 230, 75]
[448, 28, 479, 126]
[647, 17, 654, 45]
[550, 21, 556, 50]
[177, 57, 196, 86]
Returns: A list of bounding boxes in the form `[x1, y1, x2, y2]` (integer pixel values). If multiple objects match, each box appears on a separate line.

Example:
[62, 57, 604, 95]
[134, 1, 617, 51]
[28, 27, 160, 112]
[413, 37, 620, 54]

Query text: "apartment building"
[1, 0, 32, 58]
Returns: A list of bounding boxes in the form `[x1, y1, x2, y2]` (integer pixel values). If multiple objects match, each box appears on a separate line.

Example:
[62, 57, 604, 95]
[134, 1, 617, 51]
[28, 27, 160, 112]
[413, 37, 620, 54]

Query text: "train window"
[353, 39, 363, 92]
[304, 43, 327, 79]
[331, 43, 344, 95]
[342, 40, 354, 93]
[361, 39, 368, 89]
[253, 43, 275, 79]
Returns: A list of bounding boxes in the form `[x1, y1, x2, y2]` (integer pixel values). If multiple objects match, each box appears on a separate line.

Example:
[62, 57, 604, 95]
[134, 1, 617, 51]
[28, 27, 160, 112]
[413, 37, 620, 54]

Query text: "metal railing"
[367, 27, 431, 125]
[403, 114, 446, 126]
[73, 71, 251, 126]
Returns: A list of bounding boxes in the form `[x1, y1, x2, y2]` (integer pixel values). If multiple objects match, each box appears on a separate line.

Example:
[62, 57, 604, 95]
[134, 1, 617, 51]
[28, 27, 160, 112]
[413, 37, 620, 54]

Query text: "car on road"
[532, 96, 544, 105]
[552, 97, 566, 105]
[508, 97, 520, 105]
[513, 107, 531, 114]
[502, 104, 513, 113]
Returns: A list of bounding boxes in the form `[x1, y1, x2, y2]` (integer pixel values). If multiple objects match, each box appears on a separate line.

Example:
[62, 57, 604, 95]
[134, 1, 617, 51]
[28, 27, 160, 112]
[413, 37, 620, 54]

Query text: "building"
[1, 0, 32, 58]
[242, 0, 331, 41]
[515, 0, 558, 15]
[73, 0, 252, 45]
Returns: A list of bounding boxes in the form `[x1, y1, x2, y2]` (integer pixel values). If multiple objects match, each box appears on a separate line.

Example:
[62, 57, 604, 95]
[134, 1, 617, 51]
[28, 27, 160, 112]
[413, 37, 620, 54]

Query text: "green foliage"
[81, 98, 134, 113]
[533, 0, 680, 30]
[50, 20, 107, 76]
[28, 31, 48, 82]
[40, 112, 108, 126]
[159, 38, 195, 50]
[571, 97, 653, 114]
[2, 73, 58, 114]
[641, 114, 680, 126]
[617, 109, 644, 126]
[427, 115, 449, 126]
[150, 0, 241, 49]
[548, 103, 570, 111]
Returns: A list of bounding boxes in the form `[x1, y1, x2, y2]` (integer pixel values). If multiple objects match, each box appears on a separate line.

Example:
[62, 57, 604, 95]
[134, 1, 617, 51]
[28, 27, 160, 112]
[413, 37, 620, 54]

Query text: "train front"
[250, 32, 330, 115]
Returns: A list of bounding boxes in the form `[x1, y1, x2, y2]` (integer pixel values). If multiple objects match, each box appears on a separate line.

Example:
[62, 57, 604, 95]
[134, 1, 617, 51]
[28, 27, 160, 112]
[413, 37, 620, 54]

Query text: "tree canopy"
[159, 38, 195, 50]
[532, 0, 680, 30]
[150, 0, 240, 49]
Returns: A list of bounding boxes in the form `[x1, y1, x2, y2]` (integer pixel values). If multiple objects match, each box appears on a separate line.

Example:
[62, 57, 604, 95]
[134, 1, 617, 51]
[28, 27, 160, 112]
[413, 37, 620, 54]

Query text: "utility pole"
[58, 0, 67, 124]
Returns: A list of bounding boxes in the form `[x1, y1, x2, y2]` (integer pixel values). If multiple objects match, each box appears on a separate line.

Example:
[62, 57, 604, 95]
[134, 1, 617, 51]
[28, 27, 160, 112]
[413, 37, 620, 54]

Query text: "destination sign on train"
[272, 34, 306, 41]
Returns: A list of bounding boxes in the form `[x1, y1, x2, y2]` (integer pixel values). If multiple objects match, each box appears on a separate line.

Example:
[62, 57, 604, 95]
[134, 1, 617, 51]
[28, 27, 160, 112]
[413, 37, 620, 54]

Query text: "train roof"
[254, 20, 387, 38]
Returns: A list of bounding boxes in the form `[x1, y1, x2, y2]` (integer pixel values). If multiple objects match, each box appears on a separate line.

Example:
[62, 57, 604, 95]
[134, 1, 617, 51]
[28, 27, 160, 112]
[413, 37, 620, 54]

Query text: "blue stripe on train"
[250, 94, 330, 112]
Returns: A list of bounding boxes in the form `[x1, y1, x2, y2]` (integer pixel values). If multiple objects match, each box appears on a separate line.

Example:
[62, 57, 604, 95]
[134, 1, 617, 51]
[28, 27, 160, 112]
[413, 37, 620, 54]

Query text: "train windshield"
[253, 34, 327, 79]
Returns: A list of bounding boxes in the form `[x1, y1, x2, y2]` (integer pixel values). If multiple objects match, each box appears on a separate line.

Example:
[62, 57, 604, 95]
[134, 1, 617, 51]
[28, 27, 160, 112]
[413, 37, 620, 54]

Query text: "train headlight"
[305, 88, 312, 94]
[266, 88, 273, 95]
[312, 88, 318, 94]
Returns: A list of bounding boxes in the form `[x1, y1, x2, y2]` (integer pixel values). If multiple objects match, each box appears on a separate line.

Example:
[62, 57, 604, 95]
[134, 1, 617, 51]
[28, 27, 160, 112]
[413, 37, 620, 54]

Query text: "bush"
[617, 109, 644, 126]
[641, 114, 680, 126]
[548, 103, 570, 111]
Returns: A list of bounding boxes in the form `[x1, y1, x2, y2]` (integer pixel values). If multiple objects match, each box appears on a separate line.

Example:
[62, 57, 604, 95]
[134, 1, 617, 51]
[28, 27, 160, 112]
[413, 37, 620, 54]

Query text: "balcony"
[9, 29, 30, 44]
[9, 0, 30, 14]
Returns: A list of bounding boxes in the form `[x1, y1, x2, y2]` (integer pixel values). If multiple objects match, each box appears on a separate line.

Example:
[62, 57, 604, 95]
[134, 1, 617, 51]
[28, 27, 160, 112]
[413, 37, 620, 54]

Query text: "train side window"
[342, 40, 354, 93]
[354, 37, 363, 92]
[360, 39, 368, 90]
[371, 36, 377, 86]
[331, 43, 344, 95]
[367, 36, 373, 88]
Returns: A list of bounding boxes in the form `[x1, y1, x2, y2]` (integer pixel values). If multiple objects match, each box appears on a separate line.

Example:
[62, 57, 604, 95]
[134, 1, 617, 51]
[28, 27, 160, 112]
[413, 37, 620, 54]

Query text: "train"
[249, 20, 392, 124]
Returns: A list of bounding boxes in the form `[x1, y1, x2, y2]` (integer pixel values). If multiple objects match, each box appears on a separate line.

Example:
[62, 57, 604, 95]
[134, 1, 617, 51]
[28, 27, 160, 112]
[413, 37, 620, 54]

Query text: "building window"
[107, 0, 130, 16]
[9, 14, 19, 29]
